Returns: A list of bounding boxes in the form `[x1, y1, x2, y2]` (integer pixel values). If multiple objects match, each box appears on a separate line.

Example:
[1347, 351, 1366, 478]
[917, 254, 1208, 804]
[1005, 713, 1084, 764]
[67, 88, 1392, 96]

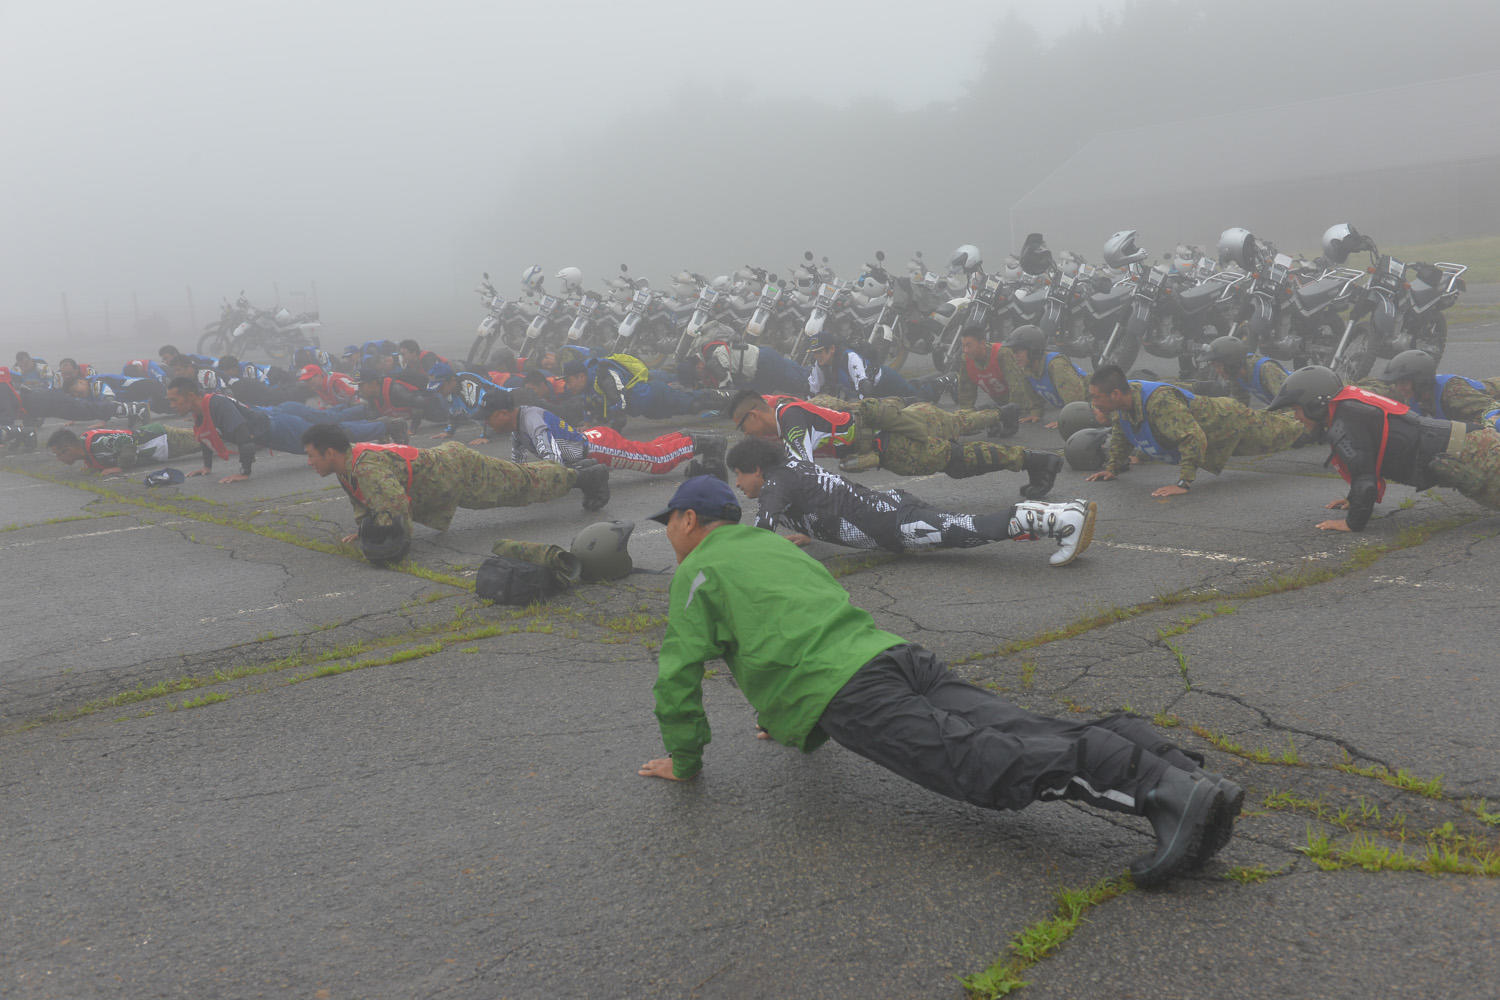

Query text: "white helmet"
[1321, 223, 1373, 265]
[1102, 230, 1149, 268]
[1217, 228, 1257, 269]
[1057, 251, 1086, 277]
[855, 275, 887, 297]
[555, 266, 583, 292]
[521, 264, 544, 290]
[710, 274, 731, 291]
[949, 244, 982, 274]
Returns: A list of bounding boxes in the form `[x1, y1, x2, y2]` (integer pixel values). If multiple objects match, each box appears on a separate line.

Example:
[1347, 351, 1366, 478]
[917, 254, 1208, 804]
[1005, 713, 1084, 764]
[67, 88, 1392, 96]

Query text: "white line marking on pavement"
[0, 522, 185, 550]
[197, 592, 350, 625]
[1100, 540, 1336, 568]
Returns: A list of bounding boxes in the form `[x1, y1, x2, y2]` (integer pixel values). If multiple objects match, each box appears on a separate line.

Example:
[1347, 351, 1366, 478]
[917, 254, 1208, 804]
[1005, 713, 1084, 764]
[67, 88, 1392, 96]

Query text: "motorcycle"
[466, 272, 529, 367]
[197, 296, 252, 356]
[1343, 244, 1465, 369]
[744, 268, 785, 344]
[676, 280, 724, 357]
[1239, 248, 1369, 378]
[518, 288, 567, 362]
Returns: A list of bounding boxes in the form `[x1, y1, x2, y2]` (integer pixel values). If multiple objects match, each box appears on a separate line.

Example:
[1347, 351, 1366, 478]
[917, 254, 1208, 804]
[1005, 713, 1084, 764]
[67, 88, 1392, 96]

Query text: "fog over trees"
[4, 0, 1496, 349]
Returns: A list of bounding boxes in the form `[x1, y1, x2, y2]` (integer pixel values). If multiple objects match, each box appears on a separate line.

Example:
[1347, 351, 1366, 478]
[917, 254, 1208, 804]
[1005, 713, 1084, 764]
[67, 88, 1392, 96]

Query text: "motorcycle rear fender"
[804, 312, 827, 337]
[1372, 294, 1398, 337]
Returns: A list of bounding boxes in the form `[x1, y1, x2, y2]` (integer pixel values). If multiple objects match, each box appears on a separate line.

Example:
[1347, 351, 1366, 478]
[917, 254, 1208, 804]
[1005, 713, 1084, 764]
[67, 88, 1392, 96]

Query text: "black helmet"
[570, 520, 634, 582]
[358, 518, 411, 565]
[1266, 365, 1342, 417]
[1017, 233, 1054, 276]
[1382, 349, 1437, 385]
[1004, 324, 1046, 358]
[1063, 427, 1110, 472]
[1057, 400, 1102, 441]
[1206, 336, 1249, 368]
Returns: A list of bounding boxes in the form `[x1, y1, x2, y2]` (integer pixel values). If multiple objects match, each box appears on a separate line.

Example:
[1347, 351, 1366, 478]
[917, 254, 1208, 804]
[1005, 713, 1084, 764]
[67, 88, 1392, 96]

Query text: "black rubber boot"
[383, 419, 409, 445]
[1019, 450, 1063, 499]
[573, 461, 611, 511]
[1130, 769, 1216, 888]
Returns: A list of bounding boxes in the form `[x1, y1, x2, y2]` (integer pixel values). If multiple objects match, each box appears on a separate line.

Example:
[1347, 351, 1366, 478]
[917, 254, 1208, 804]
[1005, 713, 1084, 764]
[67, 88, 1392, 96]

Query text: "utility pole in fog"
[187, 285, 197, 330]
[61, 292, 71, 339]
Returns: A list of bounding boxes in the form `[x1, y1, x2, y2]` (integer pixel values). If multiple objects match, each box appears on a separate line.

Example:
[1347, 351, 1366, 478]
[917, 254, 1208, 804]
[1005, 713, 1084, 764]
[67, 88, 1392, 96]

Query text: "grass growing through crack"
[1333, 758, 1446, 799]
[960, 875, 1133, 999]
[1299, 823, 1500, 876]
[1191, 726, 1304, 766]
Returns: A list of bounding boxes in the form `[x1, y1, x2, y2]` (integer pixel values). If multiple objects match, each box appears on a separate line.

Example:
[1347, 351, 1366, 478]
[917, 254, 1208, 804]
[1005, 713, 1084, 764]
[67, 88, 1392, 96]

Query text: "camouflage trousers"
[410, 442, 574, 531]
[1195, 399, 1306, 475]
[855, 399, 1023, 477]
[1429, 426, 1500, 510]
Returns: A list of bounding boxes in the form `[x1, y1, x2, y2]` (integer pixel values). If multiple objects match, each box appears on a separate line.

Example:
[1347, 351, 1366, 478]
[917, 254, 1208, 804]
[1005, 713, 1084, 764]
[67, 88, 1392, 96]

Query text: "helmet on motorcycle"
[1017, 233, 1053, 276]
[1206, 336, 1250, 368]
[1058, 251, 1086, 277]
[856, 275, 887, 297]
[1266, 365, 1343, 418]
[358, 517, 411, 566]
[570, 520, 635, 582]
[297, 364, 324, 382]
[1102, 230, 1149, 269]
[1217, 228, 1257, 269]
[1321, 223, 1374, 265]
[949, 244, 982, 274]
[275, 306, 292, 325]
[1063, 427, 1111, 472]
[521, 264, 545, 290]
[1057, 400, 1102, 441]
[555, 266, 583, 292]
[1003, 325, 1047, 359]
[710, 275, 731, 291]
[1382, 349, 1437, 385]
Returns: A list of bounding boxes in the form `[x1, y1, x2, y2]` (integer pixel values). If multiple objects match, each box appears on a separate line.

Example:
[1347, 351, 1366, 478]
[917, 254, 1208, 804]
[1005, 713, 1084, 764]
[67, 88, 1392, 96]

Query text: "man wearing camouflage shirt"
[1379, 350, 1500, 431]
[301, 424, 611, 563]
[47, 424, 198, 474]
[1083, 365, 1304, 498]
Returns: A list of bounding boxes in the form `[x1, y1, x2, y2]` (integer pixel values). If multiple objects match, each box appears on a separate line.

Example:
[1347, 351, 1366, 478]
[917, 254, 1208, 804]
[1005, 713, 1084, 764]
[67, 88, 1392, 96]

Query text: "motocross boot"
[1008, 499, 1098, 567]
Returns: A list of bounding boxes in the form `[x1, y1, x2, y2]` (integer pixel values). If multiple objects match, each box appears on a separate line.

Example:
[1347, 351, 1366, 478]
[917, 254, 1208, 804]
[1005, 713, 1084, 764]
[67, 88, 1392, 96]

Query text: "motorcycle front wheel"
[1331, 322, 1375, 383]
[1411, 312, 1448, 366]
[197, 329, 232, 357]
[466, 332, 499, 367]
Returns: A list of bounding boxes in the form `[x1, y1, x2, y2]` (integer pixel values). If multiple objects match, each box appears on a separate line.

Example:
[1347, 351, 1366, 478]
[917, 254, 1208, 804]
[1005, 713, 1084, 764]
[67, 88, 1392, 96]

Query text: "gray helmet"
[1206, 336, 1249, 368]
[1266, 365, 1342, 417]
[1217, 227, 1256, 269]
[1321, 223, 1374, 265]
[571, 520, 634, 582]
[1383, 349, 1437, 385]
[1102, 230, 1149, 268]
[1004, 324, 1046, 358]
[359, 518, 411, 566]
[1064, 427, 1110, 472]
[1057, 400, 1102, 441]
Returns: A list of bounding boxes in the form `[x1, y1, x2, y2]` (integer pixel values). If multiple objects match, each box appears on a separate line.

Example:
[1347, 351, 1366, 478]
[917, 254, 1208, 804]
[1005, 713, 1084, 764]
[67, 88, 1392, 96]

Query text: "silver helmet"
[949, 244, 982, 274]
[1217, 228, 1257, 269]
[1102, 230, 1148, 269]
[1321, 223, 1374, 265]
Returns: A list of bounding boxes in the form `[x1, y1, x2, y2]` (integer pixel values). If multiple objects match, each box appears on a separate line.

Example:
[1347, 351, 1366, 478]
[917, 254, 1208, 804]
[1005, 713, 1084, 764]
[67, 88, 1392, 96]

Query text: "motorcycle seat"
[1175, 282, 1221, 313]
[1088, 285, 1132, 313]
[1294, 276, 1346, 311]
[1408, 278, 1440, 309]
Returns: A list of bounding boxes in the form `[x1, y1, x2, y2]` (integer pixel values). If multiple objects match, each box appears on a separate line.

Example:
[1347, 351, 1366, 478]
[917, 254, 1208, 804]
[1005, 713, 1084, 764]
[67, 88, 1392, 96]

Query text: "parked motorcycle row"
[469, 223, 1466, 382]
[197, 293, 323, 365]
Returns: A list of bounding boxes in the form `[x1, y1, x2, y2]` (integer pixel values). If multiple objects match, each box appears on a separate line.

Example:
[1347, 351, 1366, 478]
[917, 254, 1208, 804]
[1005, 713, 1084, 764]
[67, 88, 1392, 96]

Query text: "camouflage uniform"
[338, 441, 574, 532]
[1415, 378, 1500, 425]
[1018, 355, 1087, 419]
[855, 398, 1022, 477]
[1224, 355, 1288, 408]
[956, 344, 1034, 410]
[1104, 384, 1304, 485]
[82, 423, 198, 469]
[1428, 427, 1500, 510]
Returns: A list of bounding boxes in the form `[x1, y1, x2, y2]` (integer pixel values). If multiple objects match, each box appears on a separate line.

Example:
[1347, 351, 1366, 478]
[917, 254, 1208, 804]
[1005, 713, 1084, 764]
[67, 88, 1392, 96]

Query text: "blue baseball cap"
[648, 475, 742, 525]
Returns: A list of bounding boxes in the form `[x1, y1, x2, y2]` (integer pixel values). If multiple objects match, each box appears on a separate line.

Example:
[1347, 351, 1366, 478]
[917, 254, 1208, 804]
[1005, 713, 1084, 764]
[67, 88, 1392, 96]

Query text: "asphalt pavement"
[3, 322, 1500, 999]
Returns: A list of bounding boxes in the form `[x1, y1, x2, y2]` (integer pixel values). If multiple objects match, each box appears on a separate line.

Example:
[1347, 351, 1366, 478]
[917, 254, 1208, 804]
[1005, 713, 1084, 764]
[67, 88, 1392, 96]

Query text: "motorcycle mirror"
[804, 251, 813, 261]
[875, 250, 885, 262]
[822, 256, 829, 264]
[483, 272, 490, 280]
[620, 263, 628, 272]
[769, 273, 778, 283]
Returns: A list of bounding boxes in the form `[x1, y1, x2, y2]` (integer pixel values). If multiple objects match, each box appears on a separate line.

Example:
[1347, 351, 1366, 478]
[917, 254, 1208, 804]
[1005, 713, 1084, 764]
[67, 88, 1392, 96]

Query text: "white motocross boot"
[1009, 499, 1098, 567]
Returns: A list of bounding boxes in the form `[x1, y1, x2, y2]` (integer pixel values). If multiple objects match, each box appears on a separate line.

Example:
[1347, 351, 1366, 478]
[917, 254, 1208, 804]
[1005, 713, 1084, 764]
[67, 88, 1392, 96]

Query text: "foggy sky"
[2, 0, 1125, 344]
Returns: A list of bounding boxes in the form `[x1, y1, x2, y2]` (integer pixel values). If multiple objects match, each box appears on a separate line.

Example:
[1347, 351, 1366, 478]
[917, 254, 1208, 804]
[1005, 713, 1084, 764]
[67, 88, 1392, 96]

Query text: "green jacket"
[653, 524, 905, 778]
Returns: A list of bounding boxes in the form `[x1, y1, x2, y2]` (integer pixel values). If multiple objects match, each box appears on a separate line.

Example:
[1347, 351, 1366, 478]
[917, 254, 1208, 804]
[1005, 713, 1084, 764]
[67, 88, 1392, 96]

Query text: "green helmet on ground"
[1266, 365, 1343, 418]
[1057, 400, 1102, 441]
[1382, 349, 1437, 384]
[571, 520, 635, 582]
[359, 517, 411, 566]
[1063, 427, 1110, 472]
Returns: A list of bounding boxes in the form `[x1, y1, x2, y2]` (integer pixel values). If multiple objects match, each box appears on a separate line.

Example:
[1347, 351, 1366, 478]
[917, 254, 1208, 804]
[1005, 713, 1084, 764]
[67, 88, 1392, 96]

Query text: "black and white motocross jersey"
[754, 457, 1006, 552]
